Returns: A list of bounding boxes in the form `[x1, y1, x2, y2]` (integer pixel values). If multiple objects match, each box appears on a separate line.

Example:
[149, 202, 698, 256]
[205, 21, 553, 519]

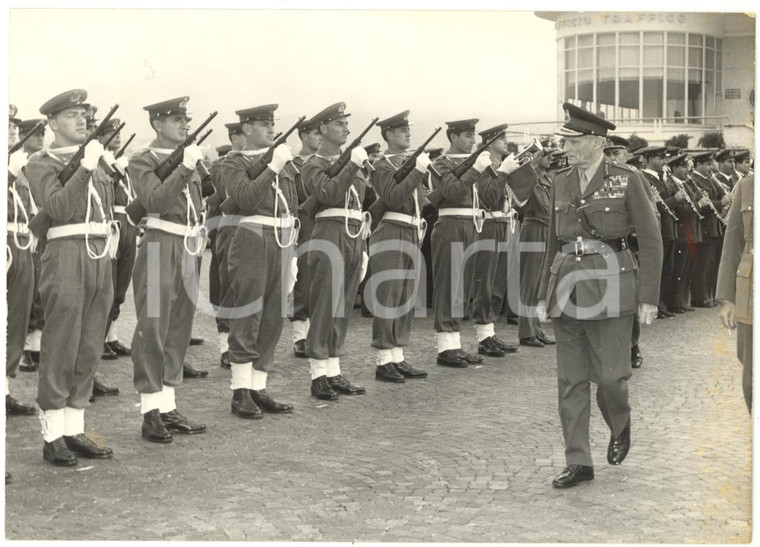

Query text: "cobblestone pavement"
[4, 250, 752, 542]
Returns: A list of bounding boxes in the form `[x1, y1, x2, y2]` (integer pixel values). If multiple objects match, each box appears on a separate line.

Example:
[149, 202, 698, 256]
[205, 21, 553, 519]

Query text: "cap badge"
[338, 103, 345, 114]
[178, 98, 188, 109]
[564, 109, 571, 123]
[71, 92, 82, 104]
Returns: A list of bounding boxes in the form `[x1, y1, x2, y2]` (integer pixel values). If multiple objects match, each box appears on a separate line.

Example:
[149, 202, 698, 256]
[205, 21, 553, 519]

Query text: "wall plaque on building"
[725, 89, 741, 100]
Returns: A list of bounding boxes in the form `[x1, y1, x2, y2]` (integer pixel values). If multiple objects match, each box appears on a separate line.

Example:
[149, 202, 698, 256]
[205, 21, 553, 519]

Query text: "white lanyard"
[8, 184, 35, 251]
[271, 174, 299, 249]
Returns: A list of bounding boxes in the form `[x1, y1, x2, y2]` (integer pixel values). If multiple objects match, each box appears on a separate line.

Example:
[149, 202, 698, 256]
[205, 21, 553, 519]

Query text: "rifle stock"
[325, 118, 379, 178]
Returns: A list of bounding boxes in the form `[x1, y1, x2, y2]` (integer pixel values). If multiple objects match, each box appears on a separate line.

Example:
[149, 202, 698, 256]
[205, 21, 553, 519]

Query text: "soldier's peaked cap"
[715, 149, 734, 162]
[478, 123, 509, 141]
[734, 149, 751, 162]
[143, 97, 190, 120]
[101, 118, 121, 133]
[9, 104, 20, 124]
[216, 144, 232, 156]
[605, 135, 630, 150]
[635, 146, 667, 158]
[236, 104, 278, 124]
[555, 102, 615, 137]
[376, 110, 412, 130]
[311, 102, 351, 126]
[225, 122, 243, 134]
[364, 143, 381, 155]
[18, 119, 46, 134]
[39, 89, 90, 117]
[666, 153, 689, 167]
[445, 119, 478, 132]
[690, 151, 715, 164]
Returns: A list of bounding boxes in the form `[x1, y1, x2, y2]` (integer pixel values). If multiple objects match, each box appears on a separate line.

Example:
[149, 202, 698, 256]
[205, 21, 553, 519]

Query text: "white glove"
[182, 144, 203, 169]
[115, 156, 129, 170]
[497, 153, 520, 175]
[8, 150, 28, 178]
[536, 300, 548, 323]
[268, 144, 294, 174]
[698, 196, 711, 208]
[102, 150, 116, 167]
[638, 303, 658, 326]
[350, 147, 369, 167]
[80, 141, 105, 171]
[472, 151, 491, 173]
[415, 153, 432, 174]
[360, 251, 369, 282]
[287, 256, 298, 295]
[674, 189, 687, 201]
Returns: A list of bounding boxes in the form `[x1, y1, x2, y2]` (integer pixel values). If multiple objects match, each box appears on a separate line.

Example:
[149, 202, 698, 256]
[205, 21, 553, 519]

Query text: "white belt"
[439, 208, 480, 217]
[113, 206, 127, 215]
[382, 212, 421, 226]
[484, 211, 509, 220]
[145, 217, 202, 237]
[315, 208, 363, 221]
[47, 222, 109, 240]
[219, 214, 238, 228]
[241, 215, 296, 228]
[6, 222, 29, 234]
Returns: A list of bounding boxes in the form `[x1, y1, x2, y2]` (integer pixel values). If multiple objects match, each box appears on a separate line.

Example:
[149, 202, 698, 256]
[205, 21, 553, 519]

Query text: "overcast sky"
[8, 9, 559, 154]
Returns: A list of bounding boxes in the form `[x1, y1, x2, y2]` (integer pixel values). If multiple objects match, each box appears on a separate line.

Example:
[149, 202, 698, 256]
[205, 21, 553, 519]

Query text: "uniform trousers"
[517, 220, 549, 339]
[207, 217, 221, 331]
[228, 225, 294, 371]
[738, 322, 752, 413]
[471, 220, 510, 326]
[674, 239, 699, 308]
[131, 230, 198, 394]
[214, 223, 235, 334]
[6, 240, 34, 377]
[368, 220, 421, 350]
[692, 237, 721, 303]
[27, 238, 45, 332]
[105, 212, 137, 335]
[306, 219, 364, 359]
[290, 211, 314, 323]
[37, 238, 113, 410]
[553, 313, 634, 466]
[659, 240, 675, 310]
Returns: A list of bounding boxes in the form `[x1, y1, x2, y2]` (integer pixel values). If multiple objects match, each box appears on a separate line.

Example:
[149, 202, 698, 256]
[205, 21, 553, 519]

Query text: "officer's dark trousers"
[553, 313, 634, 466]
[131, 230, 197, 394]
[518, 220, 548, 339]
[228, 225, 294, 371]
[471, 220, 509, 326]
[692, 237, 720, 303]
[37, 238, 113, 410]
[659, 239, 675, 310]
[207, 217, 221, 331]
[738, 322, 752, 413]
[214, 223, 236, 334]
[306, 219, 364, 359]
[368, 220, 421, 350]
[105, 213, 136, 337]
[6, 241, 34, 377]
[27, 238, 45, 333]
[432, 216, 477, 332]
[678, 240, 700, 308]
[290, 211, 315, 323]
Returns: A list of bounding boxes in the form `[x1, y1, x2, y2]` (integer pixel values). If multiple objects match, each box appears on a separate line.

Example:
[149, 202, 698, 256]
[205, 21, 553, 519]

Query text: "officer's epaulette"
[610, 162, 636, 173]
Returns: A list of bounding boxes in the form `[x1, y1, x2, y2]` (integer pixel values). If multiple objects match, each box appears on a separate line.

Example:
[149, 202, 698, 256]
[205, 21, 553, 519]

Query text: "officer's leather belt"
[315, 208, 363, 221]
[382, 212, 421, 226]
[559, 237, 628, 256]
[439, 207, 481, 218]
[113, 206, 127, 215]
[145, 217, 202, 238]
[47, 222, 110, 240]
[240, 215, 296, 228]
[6, 222, 29, 235]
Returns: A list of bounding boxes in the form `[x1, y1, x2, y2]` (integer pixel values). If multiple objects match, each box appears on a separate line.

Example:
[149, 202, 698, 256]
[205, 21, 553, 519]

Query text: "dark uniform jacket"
[519, 172, 552, 226]
[641, 169, 678, 241]
[301, 155, 366, 222]
[222, 149, 298, 217]
[7, 171, 36, 246]
[537, 156, 663, 320]
[669, 174, 703, 243]
[689, 170, 725, 238]
[716, 175, 753, 325]
[431, 154, 479, 209]
[371, 153, 427, 217]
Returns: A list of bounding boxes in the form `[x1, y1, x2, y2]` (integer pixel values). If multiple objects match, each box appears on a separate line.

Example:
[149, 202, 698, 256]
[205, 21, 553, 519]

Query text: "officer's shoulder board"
[611, 162, 637, 173]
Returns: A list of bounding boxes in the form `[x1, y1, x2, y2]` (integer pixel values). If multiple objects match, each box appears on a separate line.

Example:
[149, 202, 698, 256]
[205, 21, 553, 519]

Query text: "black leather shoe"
[92, 376, 119, 397]
[631, 346, 643, 369]
[436, 349, 468, 368]
[682, 306, 695, 312]
[30, 350, 40, 366]
[670, 307, 685, 314]
[456, 348, 483, 364]
[160, 410, 206, 434]
[311, 376, 339, 400]
[183, 362, 208, 379]
[6, 395, 36, 416]
[692, 301, 712, 309]
[250, 389, 294, 413]
[536, 331, 556, 345]
[478, 337, 507, 357]
[492, 336, 518, 353]
[106, 340, 131, 356]
[189, 337, 205, 346]
[231, 388, 263, 419]
[220, 351, 231, 369]
[328, 375, 366, 395]
[393, 361, 428, 379]
[552, 465, 594, 488]
[661, 309, 675, 318]
[101, 344, 118, 360]
[293, 339, 308, 358]
[64, 433, 113, 459]
[607, 420, 631, 465]
[519, 337, 544, 348]
[375, 363, 405, 383]
[43, 438, 78, 467]
[18, 350, 37, 372]
[142, 409, 172, 443]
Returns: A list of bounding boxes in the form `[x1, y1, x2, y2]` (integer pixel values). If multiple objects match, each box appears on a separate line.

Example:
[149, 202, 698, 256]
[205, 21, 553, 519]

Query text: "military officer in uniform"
[367, 110, 430, 383]
[26, 89, 116, 465]
[716, 174, 753, 413]
[129, 97, 207, 442]
[714, 149, 736, 191]
[734, 149, 753, 180]
[301, 102, 368, 400]
[536, 103, 663, 488]
[223, 104, 297, 418]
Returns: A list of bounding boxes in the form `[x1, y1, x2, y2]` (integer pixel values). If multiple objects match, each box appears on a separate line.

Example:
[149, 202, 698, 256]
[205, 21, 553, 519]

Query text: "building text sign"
[556, 13, 688, 30]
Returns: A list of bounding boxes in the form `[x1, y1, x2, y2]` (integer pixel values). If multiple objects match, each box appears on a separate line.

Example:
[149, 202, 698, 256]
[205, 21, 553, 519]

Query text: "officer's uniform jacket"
[689, 170, 725, 238]
[537, 156, 663, 320]
[372, 153, 427, 219]
[222, 149, 298, 217]
[519, 172, 552, 226]
[716, 175, 753, 325]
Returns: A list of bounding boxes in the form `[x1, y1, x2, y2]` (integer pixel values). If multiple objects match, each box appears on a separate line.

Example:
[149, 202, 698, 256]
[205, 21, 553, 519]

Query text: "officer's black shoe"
[142, 409, 172, 443]
[536, 331, 556, 345]
[231, 388, 263, 419]
[478, 337, 507, 358]
[220, 351, 231, 369]
[43, 438, 79, 467]
[5, 395, 36, 416]
[18, 350, 37, 372]
[293, 339, 308, 358]
[519, 337, 544, 348]
[393, 361, 428, 379]
[552, 465, 594, 488]
[328, 375, 366, 395]
[101, 344, 118, 360]
[311, 376, 339, 400]
[250, 389, 294, 413]
[92, 377, 119, 397]
[189, 337, 205, 346]
[375, 363, 405, 383]
[106, 340, 131, 356]
[183, 362, 208, 379]
[64, 433, 113, 459]
[607, 420, 631, 465]
[492, 336, 519, 353]
[456, 348, 483, 364]
[160, 410, 206, 434]
[631, 345, 643, 369]
[436, 350, 468, 368]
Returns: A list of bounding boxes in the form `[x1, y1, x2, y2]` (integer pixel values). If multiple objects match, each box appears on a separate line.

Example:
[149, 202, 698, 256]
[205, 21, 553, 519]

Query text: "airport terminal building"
[534, 12, 755, 149]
